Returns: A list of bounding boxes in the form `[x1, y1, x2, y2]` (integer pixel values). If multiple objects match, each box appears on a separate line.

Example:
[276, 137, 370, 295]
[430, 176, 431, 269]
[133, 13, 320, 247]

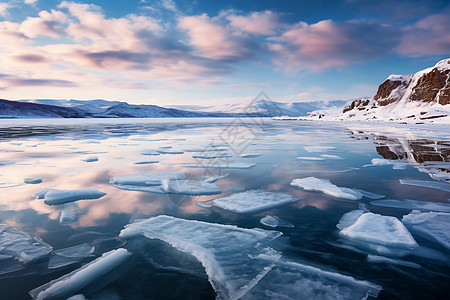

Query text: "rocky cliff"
[340, 58, 450, 123]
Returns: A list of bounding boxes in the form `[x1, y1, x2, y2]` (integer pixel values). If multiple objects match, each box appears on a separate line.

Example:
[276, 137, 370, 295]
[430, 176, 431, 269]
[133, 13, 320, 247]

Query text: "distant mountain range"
[0, 98, 348, 119]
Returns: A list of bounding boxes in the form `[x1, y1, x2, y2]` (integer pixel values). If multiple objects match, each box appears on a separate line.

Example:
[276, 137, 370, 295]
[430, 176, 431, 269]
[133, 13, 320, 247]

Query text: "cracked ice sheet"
[371, 199, 450, 213]
[290, 177, 362, 200]
[48, 243, 95, 269]
[399, 179, 450, 193]
[402, 211, 450, 251]
[338, 212, 418, 257]
[29, 248, 131, 300]
[0, 224, 52, 264]
[200, 190, 300, 214]
[119, 215, 281, 300]
[241, 259, 381, 300]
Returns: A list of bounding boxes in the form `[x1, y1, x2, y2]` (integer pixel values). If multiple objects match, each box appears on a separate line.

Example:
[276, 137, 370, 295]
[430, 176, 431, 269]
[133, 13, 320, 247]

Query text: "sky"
[0, 0, 449, 106]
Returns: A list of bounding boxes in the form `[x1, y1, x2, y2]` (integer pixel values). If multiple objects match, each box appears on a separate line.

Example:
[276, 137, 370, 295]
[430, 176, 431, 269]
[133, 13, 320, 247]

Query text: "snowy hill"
[0, 99, 228, 118]
[168, 99, 347, 117]
[332, 58, 450, 124]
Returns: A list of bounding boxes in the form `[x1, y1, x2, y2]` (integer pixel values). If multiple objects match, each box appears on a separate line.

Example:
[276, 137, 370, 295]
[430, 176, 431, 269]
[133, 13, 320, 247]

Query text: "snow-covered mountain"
[1, 98, 347, 118]
[0, 99, 226, 118]
[332, 58, 450, 124]
[168, 99, 348, 117]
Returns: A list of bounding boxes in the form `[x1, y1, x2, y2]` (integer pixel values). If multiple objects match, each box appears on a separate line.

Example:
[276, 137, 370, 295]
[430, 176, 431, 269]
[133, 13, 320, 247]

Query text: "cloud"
[396, 13, 450, 56]
[268, 20, 400, 72]
[0, 75, 77, 87]
[0, 3, 10, 17]
[24, 0, 39, 4]
[19, 9, 67, 38]
[179, 14, 259, 61]
[225, 10, 281, 35]
[12, 54, 48, 63]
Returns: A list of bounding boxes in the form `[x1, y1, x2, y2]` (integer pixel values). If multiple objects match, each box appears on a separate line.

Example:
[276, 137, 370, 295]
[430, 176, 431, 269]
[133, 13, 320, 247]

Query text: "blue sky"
[0, 0, 449, 105]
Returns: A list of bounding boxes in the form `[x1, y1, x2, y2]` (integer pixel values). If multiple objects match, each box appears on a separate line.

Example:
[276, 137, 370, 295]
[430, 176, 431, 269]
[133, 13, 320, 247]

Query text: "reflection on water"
[0, 118, 449, 300]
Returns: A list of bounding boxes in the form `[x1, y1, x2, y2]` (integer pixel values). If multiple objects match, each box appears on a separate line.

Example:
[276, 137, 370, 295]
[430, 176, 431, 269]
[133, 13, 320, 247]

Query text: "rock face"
[343, 58, 450, 113]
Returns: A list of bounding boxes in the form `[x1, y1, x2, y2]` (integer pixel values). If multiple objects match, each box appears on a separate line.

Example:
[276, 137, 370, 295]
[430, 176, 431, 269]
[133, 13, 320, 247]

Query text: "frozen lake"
[0, 118, 449, 300]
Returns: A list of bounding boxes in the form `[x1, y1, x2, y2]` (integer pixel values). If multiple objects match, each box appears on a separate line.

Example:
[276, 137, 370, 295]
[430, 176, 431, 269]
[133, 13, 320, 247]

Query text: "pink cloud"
[178, 14, 258, 61]
[268, 19, 399, 72]
[396, 13, 450, 56]
[225, 10, 280, 35]
[19, 9, 67, 38]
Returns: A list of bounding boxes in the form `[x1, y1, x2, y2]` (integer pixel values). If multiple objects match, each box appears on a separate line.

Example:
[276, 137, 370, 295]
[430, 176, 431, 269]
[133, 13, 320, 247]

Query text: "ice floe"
[111, 172, 220, 195]
[82, 156, 98, 162]
[24, 177, 43, 184]
[157, 149, 184, 154]
[161, 179, 221, 195]
[110, 172, 185, 186]
[119, 215, 281, 300]
[29, 248, 131, 300]
[184, 162, 255, 169]
[192, 153, 231, 159]
[0, 224, 52, 264]
[260, 215, 294, 228]
[34, 188, 51, 199]
[141, 149, 160, 156]
[338, 212, 418, 256]
[239, 153, 261, 158]
[240, 259, 381, 300]
[134, 160, 158, 165]
[303, 146, 336, 152]
[371, 199, 450, 212]
[371, 158, 408, 170]
[199, 190, 300, 213]
[296, 156, 325, 161]
[290, 177, 362, 200]
[201, 173, 229, 183]
[48, 244, 95, 269]
[320, 154, 343, 159]
[399, 179, 450, 193]
[366, 255, 421, 269]
[41, 189, 106, 205]
[402, 211, 450, 251]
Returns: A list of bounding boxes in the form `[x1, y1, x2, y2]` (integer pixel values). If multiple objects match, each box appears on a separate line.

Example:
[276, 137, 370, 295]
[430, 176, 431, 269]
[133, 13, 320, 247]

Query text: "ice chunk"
[59, 208, 77, 224]
[82, 156, 98, 162]
[34, 188, 52, 199]
[119, 215, 281, 300]
[366, 255, 421, 269]
[402, 211, 450, 250]
[371, 158, 408, 170]
[290, 177, 362, 200]
[296, 156, 325, 161]
[0, 224, 52, 263]
[202, 173, 229, 183]
[339, 212, 418, 256]
[161, 179, 221, 195]
[110, 172, 185, 186]
[355, 189, 385, 200]
[260, 215, 294, 228]
[48, 244, 95, 269]
[371, 199, 450, 212]
[303, 146, 336, 152]
[239, 153, 261, 158]
[157, 149, 183, 154]
[336, 210, 365, 230]
[399, 179, 450, 193]
[184, 163, 255, 169]
[29, 248, 131, 300]
[134, 160, 158, 165]
[43, 189, 106, 205]
[141, 149, 160, 156]
[240, 259, 381, 300]
[192, 153, 231, 159]
[203, 190, 300, 213]
[24, 177, 43, 184]
[320, 154, 343, 159]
